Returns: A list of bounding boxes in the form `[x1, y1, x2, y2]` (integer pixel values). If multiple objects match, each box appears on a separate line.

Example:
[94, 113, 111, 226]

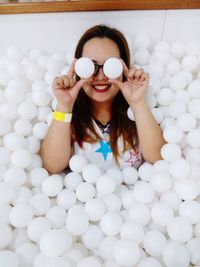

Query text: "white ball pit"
[0, 36, 200, 267]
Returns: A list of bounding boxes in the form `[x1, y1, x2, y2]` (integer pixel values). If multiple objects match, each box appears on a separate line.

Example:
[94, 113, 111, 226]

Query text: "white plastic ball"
[96, 174, 116, 195]
[11, 149, 32, 168]
[120, 221, 144, 244]
[133, 181, 155, 204]
[143, 230, 167, 257]
[57, 188, 77, 210]
[103, 58, 123, 79]
[182, 55, 199, 72]
[134, 49, 150, 65]
[168, 101, 186, 119]
[166, 59, 181, 75]
[137, 257, 162, 267]
[169, 158, 191, 179]
[129, 203, 151, 226]
[188, 99, 200, 119]
[171, 41, 185, 58]
[169, 73, 187, 91]
[106, 167, 123, 185]
[161, 143, 181, 161]
[18, 100, 37, 120]
[42, 174, 63, 197]
[0, 250, 19, 267]
[82, 164, 102, 184]
[157, 88, 174, 106]
[150, 171, 172, 193]
[77, 256, 102, 267]
[39, 229, 72, 258]
[0, 147, 11, 164]
[177, 113, 197, 132]
[122, 166, 138, 185]
[9, 203, 33, 228]
[0, 118, 11, 136]
[45, 257, 71, 267]
[81, 225, 103, 250]
[84, 198, 105, 222]
[174, 90, 190, 104]
[163, 241, 190, 267]
[160, 191, 181, 211]
[186, 238, 200, 265]
[27, 217, 51, 242]
[113, 238, 140, 266]
[26, 136, 41, 154]
[25, 63, 44, 81]
[163, 125, 183, 143]
[167, 217, 193, 243]
[32, 89, 51, 107]
[0, 225, 12, 249]
[30, 193, 51, 216]
[3, 132, 25, 151]
[15, 242, 39, 267]
[4, 167, 26, 187]
[46, 206, 66, 228]
[75, 57, 95, 78]
[138, 162, 153, 181]
[14, 119, 32, 136]
[186, 129, 200, 148]
[69, 155, 88, 173]
[103, 194, 121, 212]
[98, 236, 117, 260]
[151, 202, 174, 226]
[32, 122, 48, 140]
[127, 107, 135, 121]
[187, 79, 200, 98]
[64, 172, 83, 191]
[179, 200, 200, 224]
[29, 167, 48, 187]
[174, 178, 198, 200]
[66, 208, 89, 236]
[100, 212, 122, 236]
[4, 85, 25, 103]
[0, 102, 18, 120]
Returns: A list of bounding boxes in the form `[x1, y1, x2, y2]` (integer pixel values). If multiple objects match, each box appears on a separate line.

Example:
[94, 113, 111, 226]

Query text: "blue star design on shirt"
[95, 140, 112, 161]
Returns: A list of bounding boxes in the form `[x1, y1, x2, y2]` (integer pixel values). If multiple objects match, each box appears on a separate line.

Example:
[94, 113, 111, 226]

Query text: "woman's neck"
[92, 101, 112, 125]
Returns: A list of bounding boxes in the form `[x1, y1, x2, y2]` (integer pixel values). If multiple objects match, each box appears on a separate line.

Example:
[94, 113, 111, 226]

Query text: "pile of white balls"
[0, 35, 200, 267]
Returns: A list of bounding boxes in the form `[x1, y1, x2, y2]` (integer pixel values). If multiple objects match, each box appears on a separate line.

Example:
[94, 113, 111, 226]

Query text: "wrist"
[53, 110, 72, 123]
[130, 99, 147, 111]
[55, 103, 73, 113]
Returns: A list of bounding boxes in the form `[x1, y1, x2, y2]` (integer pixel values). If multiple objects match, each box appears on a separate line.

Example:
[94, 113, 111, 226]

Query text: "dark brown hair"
[72, 24, 138, 163]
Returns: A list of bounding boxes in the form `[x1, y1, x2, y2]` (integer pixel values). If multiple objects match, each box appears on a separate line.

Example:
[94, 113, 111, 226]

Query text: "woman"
[40, 24, 165, 173]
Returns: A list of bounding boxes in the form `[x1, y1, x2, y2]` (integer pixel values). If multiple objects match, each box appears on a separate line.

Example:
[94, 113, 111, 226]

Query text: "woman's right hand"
[52, 59, 90, 112]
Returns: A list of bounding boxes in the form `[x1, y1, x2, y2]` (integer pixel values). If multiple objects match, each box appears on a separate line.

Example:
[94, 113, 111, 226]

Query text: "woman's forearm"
[40, 119, 72, 174]
[130, 100, 166, 163]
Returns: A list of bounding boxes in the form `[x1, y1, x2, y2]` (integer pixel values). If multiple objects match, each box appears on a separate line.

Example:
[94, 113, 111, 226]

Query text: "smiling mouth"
[93, 84, 111, 93]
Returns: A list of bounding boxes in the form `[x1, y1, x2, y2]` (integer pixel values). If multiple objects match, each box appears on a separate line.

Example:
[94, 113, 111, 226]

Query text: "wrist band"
[53, 111, 72, 123]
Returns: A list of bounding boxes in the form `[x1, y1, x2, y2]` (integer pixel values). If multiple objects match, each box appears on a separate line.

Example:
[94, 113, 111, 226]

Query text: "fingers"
[128, 67, 149, 82]
[67, 58, 77, 78]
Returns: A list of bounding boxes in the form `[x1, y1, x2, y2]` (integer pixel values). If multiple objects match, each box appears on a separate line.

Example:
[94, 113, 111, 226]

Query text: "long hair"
[72, 24, 138, 163]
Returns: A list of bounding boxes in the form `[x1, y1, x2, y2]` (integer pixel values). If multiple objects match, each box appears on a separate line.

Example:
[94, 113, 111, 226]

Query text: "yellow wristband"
[53, 111, 72, 123]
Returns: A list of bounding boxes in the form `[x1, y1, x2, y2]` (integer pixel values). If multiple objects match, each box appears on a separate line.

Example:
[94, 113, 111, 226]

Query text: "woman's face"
[82, 37, 122, 105]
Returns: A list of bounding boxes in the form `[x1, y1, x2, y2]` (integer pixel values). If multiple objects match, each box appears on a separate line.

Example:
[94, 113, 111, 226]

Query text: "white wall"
[0, 9, 200, 53]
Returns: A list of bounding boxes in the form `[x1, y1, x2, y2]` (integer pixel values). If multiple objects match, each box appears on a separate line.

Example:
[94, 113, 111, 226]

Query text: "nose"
[95, 67, 107, 80]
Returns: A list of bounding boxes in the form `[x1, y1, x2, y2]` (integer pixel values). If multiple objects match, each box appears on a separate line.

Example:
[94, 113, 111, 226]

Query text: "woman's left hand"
[109, 60, 149, 106]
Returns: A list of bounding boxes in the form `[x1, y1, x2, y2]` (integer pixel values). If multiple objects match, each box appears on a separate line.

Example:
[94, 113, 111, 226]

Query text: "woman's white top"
[73, 119, 143, 170]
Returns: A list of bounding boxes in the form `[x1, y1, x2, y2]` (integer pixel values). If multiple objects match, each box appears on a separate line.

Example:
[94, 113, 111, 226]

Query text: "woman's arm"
[110, 62, 165, 164]
[130, 100, 165, 163]
[40, 60, 88, 173]
[40, 106, 72, 174]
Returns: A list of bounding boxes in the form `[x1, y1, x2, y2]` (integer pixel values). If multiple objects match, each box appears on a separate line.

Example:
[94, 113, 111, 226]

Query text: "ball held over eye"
[103, 57, 123, 79]
[74, 57, 95, 78]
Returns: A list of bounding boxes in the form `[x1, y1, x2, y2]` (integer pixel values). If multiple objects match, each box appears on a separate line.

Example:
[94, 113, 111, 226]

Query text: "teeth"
[94, 85, 109, 90]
